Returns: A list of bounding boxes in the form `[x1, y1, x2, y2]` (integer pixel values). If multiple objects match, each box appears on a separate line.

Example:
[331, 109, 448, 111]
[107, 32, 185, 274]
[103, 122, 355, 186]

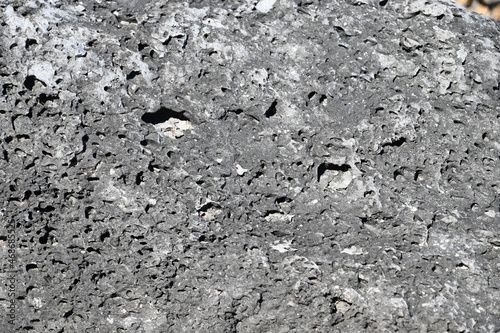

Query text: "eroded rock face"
[1, 0, 499, 331]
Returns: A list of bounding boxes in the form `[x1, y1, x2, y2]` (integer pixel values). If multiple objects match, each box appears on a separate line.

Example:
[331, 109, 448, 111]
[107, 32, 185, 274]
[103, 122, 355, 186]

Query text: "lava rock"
[0, 0, 499, 332]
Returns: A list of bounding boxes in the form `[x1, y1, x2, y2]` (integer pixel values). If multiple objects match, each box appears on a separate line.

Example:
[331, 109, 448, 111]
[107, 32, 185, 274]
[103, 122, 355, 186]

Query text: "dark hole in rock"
[26, 263, 38, 271]
[383, 137, 406, 147]
[394, 169, 404, 180]
[220, 108, 244, 120]
[379, 137, 407, 154]
[276, 196, 292, 204]
[84, 207, 93, 218]
[197, 202, 219, 212]
[39, 232, 49, 244]
[265, 100, 278, 118]
[63, 309, 73, 318]
[264, 210, 281, 217]
[25, 38, 38, 49]
[135, 171, 144, 185]
[69, 156, 78, 167]
[126, 70, 141, 80]
[230, 109, 243, 115]
[1, 83, 13, 95]
[38, 205, 55, 213]
[317, 162, 351, 182]
[24, 190, 32, 200]
[163, 36, 172, 46]
[24, 75, 36, 90]
[38, 93, 59, 104]
[100, 231, 110, 242]
[87, 247, 100, 254]
[141, 107, 189, 124]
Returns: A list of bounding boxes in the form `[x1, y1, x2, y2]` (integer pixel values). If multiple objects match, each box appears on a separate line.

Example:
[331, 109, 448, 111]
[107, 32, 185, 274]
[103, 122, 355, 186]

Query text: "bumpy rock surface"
[1, 0, 500, 331]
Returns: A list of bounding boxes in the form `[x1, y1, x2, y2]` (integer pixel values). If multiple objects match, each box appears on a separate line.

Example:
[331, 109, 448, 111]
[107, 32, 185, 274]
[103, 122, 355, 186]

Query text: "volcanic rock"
[1, 0, 499, 332]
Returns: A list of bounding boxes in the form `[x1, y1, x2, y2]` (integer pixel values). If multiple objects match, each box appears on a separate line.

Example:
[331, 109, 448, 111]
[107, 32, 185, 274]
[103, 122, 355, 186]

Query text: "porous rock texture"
[1, 0, 500, 332]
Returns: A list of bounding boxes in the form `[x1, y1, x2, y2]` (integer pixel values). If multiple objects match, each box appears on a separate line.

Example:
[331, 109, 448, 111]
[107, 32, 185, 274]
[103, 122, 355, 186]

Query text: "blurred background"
[455, 0, 500, 19]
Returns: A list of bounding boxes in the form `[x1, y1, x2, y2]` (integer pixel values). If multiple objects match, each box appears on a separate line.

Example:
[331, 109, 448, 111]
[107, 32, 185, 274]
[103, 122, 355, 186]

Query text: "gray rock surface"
[1, 0, 499, 331]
